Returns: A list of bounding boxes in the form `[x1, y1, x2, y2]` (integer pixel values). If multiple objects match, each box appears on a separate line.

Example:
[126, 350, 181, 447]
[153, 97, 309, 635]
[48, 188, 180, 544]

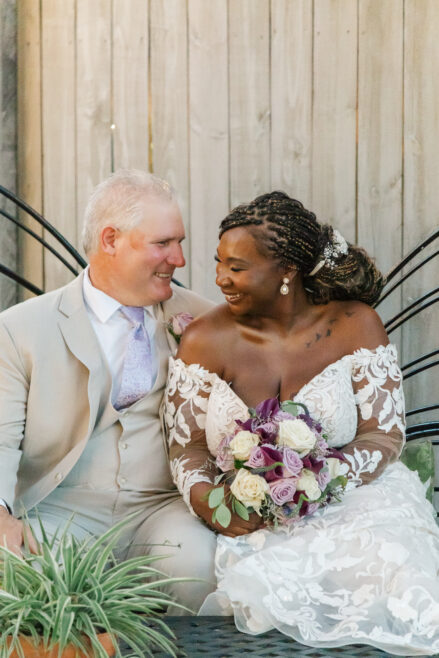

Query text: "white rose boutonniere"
[277, 418, 317, 456]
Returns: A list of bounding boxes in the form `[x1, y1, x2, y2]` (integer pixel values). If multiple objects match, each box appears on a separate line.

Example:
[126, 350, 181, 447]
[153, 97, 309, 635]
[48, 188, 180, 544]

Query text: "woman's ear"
[284, 266, 299, 282]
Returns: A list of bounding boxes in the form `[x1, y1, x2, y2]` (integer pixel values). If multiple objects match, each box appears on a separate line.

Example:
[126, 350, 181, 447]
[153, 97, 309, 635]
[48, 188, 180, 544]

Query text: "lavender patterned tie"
[114, 306, 153, 411]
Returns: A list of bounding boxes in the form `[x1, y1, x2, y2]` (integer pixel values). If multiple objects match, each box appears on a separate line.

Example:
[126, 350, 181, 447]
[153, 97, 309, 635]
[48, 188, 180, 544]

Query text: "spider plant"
[0, 515, 192, 658]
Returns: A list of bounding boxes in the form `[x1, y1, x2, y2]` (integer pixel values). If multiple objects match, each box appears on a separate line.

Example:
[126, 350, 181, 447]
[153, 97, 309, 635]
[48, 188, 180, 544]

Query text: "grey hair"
[81, 169, 177, 255]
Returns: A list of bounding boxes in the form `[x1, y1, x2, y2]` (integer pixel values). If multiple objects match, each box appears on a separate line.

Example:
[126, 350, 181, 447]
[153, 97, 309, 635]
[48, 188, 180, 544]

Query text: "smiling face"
[91, 196, 186, 306]
[215, 226, 286, 315]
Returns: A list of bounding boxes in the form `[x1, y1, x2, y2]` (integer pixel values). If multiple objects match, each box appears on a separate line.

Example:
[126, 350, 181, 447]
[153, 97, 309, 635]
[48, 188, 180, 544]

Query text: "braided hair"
[219, 191, 384, 306]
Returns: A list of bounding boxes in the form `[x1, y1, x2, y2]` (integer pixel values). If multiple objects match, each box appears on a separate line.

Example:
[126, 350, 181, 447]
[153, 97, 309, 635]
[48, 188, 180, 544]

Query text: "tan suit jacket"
[0, 273, 213, 515]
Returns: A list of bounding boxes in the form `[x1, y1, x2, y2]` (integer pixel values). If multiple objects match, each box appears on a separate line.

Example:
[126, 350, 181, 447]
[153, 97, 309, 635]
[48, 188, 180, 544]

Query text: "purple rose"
[244, 446, 267, 468]
[269, 478, 297, 506]
[216, 435, 234, 472]
[281, 447, 303, 477]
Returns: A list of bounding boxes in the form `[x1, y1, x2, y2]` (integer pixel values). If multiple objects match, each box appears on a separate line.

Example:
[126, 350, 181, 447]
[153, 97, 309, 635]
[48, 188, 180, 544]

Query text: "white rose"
[230, 469, 270, 512]
[277, 419, 316, 456]
[296, 469, 321, 501]
[229, 431, 260, 460]
[326, 457, 341, 479]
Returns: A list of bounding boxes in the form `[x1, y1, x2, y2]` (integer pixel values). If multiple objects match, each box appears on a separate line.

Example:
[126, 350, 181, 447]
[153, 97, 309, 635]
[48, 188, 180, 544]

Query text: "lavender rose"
[244, 445, 268, 468]
[281, 447, 303, 477]
[269, 478, 297, 505]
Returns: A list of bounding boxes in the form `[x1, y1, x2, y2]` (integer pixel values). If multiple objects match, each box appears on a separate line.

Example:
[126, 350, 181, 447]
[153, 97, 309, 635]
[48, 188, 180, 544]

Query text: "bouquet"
[207, 397, 348, 528]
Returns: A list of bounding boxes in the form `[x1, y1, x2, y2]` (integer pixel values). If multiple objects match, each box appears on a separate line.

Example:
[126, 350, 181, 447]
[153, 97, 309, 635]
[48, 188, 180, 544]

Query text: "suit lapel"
[157, 297, 179, 355]
[57, 274, 109, 436]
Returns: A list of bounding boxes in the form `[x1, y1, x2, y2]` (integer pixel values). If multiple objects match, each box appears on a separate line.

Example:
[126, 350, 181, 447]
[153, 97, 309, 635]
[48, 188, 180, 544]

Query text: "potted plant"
[0, 516, 190, 657]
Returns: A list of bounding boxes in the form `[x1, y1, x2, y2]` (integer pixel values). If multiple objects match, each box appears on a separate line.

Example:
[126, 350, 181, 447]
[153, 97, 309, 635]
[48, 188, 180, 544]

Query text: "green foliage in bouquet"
[0, 516, 191, 658]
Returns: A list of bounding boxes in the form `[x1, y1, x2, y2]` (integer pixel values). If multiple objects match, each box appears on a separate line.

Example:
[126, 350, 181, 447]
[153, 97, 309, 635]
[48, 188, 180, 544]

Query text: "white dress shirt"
[0, 270, 159, 512]
[82, 267, 158, 405]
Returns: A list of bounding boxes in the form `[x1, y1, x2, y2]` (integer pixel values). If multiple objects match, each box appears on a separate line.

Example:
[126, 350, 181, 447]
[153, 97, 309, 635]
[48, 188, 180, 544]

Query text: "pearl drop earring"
[280, 277, 289, 295]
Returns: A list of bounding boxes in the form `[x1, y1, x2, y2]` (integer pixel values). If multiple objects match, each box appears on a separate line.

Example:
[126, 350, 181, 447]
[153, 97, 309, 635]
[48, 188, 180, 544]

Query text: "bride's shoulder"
[326, 300, 389, 354]
[176, 304, 234, 374]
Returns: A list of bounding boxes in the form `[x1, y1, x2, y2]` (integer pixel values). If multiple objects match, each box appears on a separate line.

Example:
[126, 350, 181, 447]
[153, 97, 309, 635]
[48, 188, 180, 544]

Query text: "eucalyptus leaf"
[215, 504, 232, 528]
[208, 486, 225, 509]
[214, 472, 226, 485]
[234, 499, 250, 521]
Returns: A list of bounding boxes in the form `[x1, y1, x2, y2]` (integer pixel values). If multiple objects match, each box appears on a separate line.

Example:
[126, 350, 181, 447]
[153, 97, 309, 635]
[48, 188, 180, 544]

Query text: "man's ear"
[100, 226, 119, 254]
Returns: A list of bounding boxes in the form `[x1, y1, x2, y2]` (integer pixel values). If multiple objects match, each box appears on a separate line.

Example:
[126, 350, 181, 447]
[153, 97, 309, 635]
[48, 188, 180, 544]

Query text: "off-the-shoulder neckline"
[170, 343, 397, 407]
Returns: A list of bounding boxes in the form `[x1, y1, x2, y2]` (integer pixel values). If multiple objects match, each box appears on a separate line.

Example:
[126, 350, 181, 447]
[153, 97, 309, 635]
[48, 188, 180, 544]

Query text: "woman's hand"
[190, 482, 264, 538]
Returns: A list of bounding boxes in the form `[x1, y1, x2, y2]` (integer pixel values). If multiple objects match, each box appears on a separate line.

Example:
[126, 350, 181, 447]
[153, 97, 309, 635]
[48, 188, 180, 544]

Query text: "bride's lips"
[222, 291, 243, 304]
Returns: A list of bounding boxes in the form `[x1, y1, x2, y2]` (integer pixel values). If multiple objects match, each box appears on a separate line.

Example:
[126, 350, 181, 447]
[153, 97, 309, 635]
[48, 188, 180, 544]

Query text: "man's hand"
[0, 506, 38, 557]
[190, 482, 264, 538]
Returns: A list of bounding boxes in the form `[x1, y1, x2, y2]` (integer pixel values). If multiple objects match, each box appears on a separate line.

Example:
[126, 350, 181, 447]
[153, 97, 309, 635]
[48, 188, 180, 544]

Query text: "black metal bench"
[119, 617, 405, 657]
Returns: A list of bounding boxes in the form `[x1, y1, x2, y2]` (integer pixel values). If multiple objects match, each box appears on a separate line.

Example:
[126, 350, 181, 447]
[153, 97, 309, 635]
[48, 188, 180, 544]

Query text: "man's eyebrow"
[150, 235, 185, 242]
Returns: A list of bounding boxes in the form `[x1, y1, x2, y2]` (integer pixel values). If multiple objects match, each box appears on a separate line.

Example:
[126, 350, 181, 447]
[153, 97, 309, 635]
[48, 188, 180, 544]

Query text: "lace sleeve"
[340, 344, 405, 489]
[164, 357, 219, 516]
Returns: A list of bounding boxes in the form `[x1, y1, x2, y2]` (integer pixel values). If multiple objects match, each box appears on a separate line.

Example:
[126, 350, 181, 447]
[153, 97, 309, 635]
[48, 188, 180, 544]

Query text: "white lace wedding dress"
[164, 344, 439, 656]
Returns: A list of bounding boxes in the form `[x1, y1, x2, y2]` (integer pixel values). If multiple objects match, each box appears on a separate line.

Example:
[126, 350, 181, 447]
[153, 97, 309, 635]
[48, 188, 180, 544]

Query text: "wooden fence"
[17, 0, 439, 435]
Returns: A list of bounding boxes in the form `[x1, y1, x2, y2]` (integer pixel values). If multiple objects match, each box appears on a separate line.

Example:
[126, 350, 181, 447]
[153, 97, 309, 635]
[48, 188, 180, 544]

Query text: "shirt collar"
[82, 267, 155, 323]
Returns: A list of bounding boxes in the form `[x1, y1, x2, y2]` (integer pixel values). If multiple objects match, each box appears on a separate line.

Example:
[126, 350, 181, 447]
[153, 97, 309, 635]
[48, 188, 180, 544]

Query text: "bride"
[164, 191, 439, 655]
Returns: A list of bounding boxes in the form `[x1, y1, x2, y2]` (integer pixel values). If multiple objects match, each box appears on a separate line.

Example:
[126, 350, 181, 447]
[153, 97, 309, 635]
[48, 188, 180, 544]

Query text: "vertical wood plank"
[0, 0, 18, 309]
[403, 0, 439, 425]
[357, 0, 403, 277]
[17, 0, 43, 297]
[112, 0, 149, 171]
[312, 0, 357, 240]
[357, 0, 403, 346]
[188, 0, 228, 301]
[229, 0, 270, 208]
[76, 0, 112, 250]
[41, 0, 76, 291]
[150, 0, 190, 287]
[271, 0, 312, 209]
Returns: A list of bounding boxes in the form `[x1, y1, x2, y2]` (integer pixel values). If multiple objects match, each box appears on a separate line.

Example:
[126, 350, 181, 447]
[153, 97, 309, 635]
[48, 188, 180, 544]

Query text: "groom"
[0, 169, 216, 612]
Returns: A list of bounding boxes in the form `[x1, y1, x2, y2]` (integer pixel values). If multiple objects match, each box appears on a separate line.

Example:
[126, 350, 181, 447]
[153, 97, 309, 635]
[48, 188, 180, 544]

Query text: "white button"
[120, 442, 128, 450]
[55, 473, 63, 482]
[119, 477, 127, 486]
